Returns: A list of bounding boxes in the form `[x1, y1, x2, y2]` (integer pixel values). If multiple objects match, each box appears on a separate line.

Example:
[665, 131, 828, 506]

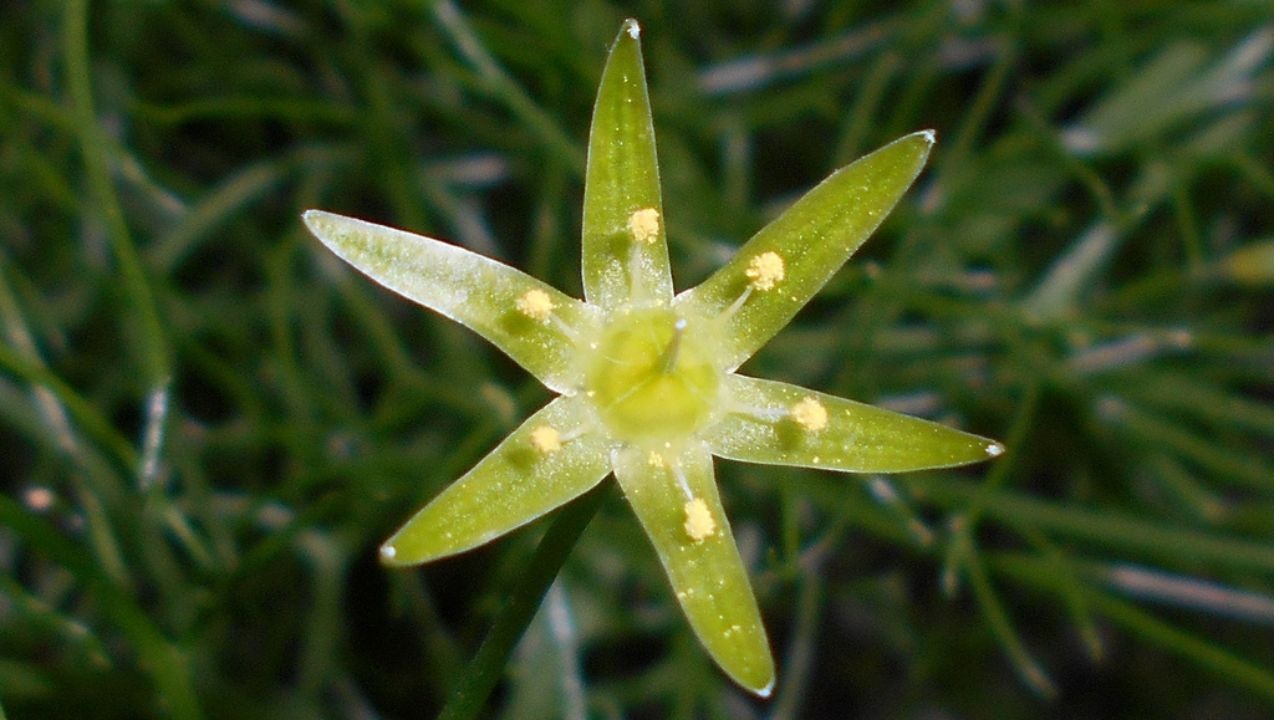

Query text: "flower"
[303, 18, 1002, 697]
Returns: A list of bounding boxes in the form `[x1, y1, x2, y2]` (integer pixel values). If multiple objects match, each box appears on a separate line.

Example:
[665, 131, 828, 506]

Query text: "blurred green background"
[0, 1, 1271, 718]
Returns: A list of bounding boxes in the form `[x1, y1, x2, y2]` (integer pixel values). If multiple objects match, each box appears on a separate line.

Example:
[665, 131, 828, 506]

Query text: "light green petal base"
[381, 395, 613, 566]
[707, 375, 1003, 472]
[612, 443, 775, 696]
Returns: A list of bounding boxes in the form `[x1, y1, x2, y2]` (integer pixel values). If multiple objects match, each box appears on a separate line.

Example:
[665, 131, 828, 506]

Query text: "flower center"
[586, 307, 721, 443]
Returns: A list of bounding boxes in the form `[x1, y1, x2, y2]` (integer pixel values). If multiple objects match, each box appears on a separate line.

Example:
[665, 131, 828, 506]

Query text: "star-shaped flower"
[304, 19, 1002, 696]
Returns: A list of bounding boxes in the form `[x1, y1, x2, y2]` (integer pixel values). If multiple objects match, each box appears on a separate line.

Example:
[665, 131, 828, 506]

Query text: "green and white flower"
[304, 18, 1001, 697]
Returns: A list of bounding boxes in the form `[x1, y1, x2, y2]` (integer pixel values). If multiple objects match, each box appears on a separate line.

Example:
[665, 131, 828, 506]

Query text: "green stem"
[64, 0, 173, 493]
[954, 524, 1057, 698]
[63, 0, 170, 385]
[0, 339, 138, 472]
[429, 0, 583, 174]
[906, 476, 1271, 573]
[437, 483, 608, 720]
[993, 553, 1272, 695]
[0, 494, 204, 720]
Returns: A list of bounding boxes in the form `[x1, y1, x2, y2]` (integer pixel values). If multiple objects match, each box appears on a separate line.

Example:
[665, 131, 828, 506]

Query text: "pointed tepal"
[378, 395, 613, 566]
[613, 444, 776, 696]
[708, 375, 1004, 471]
[301, 210, 592, 395]
[677, 131, 935, 370]
[581, 18, 674, 311]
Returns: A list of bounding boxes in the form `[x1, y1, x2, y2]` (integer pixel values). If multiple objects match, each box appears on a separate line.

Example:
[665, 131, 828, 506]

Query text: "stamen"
[625, 209, 660, 303]
[790, 397, 829, 432]
[672, 460, 693, 499]
[720, 286, 753, 320]
[725, 395, 788, 423]
[683, 497, 716, 541]
[516, 289, 555, 322]
[628, 207, 661, 244]
[745, 251, 785, 291]
[530, 425, 562, 455]
[517, 288, 582, 342]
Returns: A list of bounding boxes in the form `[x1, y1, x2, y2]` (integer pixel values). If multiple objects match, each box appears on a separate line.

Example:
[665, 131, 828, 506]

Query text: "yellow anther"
[745, 251, 785, 290]
[628, 207, 661, 244]
[790, 396, 828, 432]
[683, 497, 716, 541]
[515, 289, 555, 321]
[529, 425, 562, 454]
[647, 451, 666, 468]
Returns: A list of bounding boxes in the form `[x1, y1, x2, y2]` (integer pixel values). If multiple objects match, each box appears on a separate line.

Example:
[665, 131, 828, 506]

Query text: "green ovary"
[586, 308, 721, 443]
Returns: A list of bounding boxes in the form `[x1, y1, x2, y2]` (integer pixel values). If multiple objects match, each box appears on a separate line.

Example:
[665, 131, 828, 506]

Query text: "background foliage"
[0, 1, 1271, 718]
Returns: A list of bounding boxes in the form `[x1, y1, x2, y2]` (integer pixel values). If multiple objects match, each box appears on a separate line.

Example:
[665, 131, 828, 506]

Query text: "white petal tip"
[301, 209, 333, 232]
[985, 443, 1004, 457]
[380, 545, 397, 561]
[752, 677, 776, 698]
[624, 18, 641, 39]
[920, 129, 937, 145]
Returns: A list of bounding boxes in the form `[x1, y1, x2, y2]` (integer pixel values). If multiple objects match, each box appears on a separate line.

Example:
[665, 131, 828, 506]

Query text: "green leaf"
[1061, 32, 1270, 156]
[612, 444, 775, 696]
[581, 19, 674, 311]
[381, 395, 613, 566]
[676, 131, 933, 370]
[303, 210, 596, 394]
[706, 375, 1002, 472]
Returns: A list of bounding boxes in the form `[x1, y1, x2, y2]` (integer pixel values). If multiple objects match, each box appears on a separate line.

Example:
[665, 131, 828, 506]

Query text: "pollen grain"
[516, 289, 555, 321]
[628, 207, 661, 244]
[790, 396, 828, 432]
[530, 425, 562, 454]
[683, 497, 716, 541]
[746, 252, 785, 290]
